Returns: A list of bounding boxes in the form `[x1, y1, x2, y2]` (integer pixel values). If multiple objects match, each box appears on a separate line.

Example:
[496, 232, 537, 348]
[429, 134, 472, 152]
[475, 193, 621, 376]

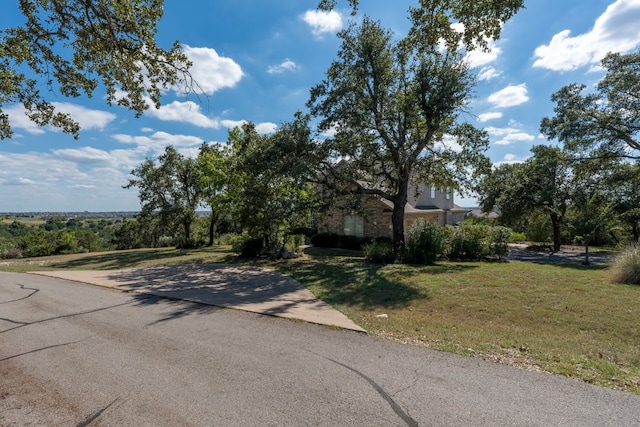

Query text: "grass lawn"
[1, 245, 638, 394]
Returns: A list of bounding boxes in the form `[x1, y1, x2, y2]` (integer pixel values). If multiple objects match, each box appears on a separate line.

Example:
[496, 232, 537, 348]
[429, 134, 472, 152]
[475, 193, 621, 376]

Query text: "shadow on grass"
[52, 247, 236, 270]
[405, 262, 479, 275]
[275, 259, 423, 310]
[506, 258, 612, 271]
[542, 262, 611, 271]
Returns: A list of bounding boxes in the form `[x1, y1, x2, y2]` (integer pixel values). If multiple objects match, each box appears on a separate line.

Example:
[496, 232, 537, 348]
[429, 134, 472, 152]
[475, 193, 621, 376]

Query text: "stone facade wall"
[317, 196, 393, 239]
[316, 189, 466, 239]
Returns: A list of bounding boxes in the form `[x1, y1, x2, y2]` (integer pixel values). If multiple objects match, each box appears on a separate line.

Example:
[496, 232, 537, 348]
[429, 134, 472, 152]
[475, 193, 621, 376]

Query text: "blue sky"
[1, 0, 640, 212]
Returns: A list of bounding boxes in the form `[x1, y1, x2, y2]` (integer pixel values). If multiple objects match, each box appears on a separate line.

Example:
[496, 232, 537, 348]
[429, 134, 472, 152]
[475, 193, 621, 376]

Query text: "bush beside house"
[321, 222, 513, 264]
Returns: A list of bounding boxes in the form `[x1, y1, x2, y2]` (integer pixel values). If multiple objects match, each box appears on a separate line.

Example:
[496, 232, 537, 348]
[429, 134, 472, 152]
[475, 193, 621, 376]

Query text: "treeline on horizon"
[0, 213, 239, 259]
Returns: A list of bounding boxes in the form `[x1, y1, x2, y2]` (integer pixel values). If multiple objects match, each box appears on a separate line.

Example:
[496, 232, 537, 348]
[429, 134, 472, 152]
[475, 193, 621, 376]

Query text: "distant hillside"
[0, 212, 140, 220]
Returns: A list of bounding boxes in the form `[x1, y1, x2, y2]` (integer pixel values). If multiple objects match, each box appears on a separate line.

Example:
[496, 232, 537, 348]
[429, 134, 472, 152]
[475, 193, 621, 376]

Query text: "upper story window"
[445, 187, 451, 200]
[430, 186, 436, 199]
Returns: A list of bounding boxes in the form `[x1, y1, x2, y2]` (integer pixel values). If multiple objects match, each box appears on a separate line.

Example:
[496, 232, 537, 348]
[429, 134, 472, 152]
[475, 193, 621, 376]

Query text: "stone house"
[317, 183, 470, 239]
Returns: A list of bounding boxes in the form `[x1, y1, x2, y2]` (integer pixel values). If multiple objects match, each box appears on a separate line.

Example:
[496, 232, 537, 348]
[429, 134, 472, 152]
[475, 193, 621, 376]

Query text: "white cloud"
[533, 0, 640, 71]
[176, 45, 243, 95]
[0, 149, 141, 211]
[217, 120, 277, 134]
[53, 147, 117, 165]
[4, 103, 116, 135]
[255, 122, 278, 134]
[51, 102, 116, 130]
[435, 134, 463, 153]
[303, 10, 343, 37]
[496, 153, 527, 166]
[478, 112, 503, 122]
[4, 105, 46, 135]
[487, 84, 529, 108]
[477, 66, 501, 81]
[486, 126, 536, 146]
[144, 99, 276, 134]
[219, 119, 246, 130]
[147, 100, 220, 128]
[15, 177, 37, 185]
[465, 41, 501, 68]
[267, 59, 299, 74]
[113, 131, 204, 155]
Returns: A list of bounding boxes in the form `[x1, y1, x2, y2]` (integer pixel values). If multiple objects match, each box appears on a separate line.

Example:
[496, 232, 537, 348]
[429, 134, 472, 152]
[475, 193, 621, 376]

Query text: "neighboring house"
[317, 183, 470, 239]
[467, 209, 499, 220]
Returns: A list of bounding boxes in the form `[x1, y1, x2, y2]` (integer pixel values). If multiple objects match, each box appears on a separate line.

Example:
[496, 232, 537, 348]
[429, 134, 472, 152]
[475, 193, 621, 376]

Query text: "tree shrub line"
[0, 217, 120, 259]
[365, 220, 513, 264]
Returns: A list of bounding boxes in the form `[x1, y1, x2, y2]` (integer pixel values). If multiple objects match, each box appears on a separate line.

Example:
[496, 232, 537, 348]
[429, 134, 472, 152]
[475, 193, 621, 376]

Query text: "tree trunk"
[208, 209, 217, 247]
[390, 172, 410, 260]
[633, 223, 639, 248]
[583, 235, 591, 265]
[391, 204, 405, 257]
[183, 219, 191, 246]
[550, 212, 561, 252]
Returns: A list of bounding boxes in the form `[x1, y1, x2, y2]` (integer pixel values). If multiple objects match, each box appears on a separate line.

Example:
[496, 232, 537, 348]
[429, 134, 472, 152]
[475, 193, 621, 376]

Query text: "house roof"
[378, 198, 471, 214]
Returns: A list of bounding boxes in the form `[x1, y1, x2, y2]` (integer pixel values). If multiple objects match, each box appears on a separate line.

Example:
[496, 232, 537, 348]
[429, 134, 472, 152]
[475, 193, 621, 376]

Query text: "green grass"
[1, 245, 638, 394]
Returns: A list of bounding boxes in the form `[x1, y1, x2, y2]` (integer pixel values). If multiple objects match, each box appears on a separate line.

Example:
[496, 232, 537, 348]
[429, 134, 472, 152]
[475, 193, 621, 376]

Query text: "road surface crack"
[0, 284, 39, 305]
[75, 397, 120, 427]
[323, 356, 418, 427]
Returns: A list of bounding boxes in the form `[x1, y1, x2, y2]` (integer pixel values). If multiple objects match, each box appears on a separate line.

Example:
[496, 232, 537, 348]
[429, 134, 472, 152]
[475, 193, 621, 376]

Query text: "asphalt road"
[1, 272, 639, 426]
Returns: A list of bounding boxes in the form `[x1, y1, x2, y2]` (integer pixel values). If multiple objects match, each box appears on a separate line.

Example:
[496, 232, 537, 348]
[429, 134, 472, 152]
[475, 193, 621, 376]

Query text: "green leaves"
[125, 145, 203, 246]
[227, 119, 319, 254]
[541, 50, 640, 158]
[308, 16, 493, 247]
[0, 0, 189, 139]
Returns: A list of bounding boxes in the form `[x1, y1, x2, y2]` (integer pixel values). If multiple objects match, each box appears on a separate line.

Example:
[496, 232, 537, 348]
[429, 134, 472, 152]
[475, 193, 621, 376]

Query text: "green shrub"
[610, 246, 640, 285]
[284, 234, 305, 252]
[405, 219, 446, 264]
[0, 248, 22, 259]
[446, 224, 512, 260]
[311, 233, 370, 250]
[511, 231, 527, 242]
[337, 234, 362, 250]
[290, 226, 317, 237]
[447, 224, 489, 260]
[490, 226, 513, 260]
[526, 219, 551, 244]
[363, 240, 394, 263]
[310, 232, 339, 248]
[231, 234, 264, 257]
[216, 233, 236, 245]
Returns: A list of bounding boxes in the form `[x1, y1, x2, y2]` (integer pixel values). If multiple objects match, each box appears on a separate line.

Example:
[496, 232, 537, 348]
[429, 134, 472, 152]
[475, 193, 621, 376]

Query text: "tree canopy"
[125, 146, 203, 247]
[541, 50, 640, 159]
[319, 0, 524, 52]
[477, 145, 571, 251]
[1, 0, 189, 139]
[228, 118, 318, 254]
[307, 16, 491, 253]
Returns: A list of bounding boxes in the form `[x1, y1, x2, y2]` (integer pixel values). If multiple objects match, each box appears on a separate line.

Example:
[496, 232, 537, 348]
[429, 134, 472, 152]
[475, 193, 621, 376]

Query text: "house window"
[445, 186, 450, 200]
[430, 186, 436, 199]
[344, 215, 364, 237]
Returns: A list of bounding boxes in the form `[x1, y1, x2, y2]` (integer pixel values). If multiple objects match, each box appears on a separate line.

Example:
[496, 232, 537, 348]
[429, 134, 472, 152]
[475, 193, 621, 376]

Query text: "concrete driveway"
[32, 264, 366, 332]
